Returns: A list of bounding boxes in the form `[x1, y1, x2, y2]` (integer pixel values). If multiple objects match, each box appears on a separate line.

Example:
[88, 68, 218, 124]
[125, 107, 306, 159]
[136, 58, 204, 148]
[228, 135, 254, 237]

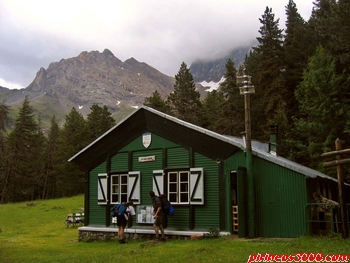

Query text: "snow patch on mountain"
[199, 76, 225, 92]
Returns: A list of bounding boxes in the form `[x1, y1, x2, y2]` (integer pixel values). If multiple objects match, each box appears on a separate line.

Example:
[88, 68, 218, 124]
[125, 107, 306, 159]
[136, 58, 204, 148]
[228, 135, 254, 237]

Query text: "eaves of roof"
[68, 106, 241, 170]
[69, 106, 341, 185]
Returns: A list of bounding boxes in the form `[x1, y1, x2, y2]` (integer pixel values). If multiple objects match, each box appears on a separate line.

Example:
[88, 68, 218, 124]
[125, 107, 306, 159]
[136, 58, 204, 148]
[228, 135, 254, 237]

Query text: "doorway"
[231, 171, 238, 233]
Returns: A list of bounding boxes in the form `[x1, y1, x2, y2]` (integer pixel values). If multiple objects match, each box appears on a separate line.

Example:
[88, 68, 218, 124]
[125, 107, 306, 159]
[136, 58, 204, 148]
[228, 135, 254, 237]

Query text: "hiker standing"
[116, 202, 135, 244]
[149, 191, 167, 241]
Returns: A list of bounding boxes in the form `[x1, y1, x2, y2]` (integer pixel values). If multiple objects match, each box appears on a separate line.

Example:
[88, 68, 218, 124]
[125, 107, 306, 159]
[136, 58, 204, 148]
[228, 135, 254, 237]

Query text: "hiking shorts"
[154, 213, 168, 229]
[117, 215, 127, 227]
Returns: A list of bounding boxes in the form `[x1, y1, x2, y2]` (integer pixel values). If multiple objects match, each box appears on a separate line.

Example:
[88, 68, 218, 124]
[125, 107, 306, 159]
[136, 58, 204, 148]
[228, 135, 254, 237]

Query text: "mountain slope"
[190, 46, 252, 86]
[1, 49, 175, 126]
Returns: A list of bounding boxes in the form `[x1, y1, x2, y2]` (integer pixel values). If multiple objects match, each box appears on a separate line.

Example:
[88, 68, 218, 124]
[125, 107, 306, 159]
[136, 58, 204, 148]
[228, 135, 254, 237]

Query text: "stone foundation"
[77, 226, 227, 242]
[79, 230, 118, 241]
[78, 230, 192, 242]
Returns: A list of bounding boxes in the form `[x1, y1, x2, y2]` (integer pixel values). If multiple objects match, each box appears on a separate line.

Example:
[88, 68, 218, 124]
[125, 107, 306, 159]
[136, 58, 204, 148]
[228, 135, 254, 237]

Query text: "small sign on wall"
[138, 156, 156, 162]
[142, 132, 151, 148]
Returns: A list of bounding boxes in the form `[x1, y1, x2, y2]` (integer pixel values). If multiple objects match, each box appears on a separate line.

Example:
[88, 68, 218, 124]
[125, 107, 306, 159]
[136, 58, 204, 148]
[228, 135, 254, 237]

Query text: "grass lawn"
[1, 195, 349, 263]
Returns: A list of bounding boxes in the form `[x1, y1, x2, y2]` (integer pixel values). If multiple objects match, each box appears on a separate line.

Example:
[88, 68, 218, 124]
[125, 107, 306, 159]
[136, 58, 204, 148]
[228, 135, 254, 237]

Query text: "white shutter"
[152, 170, 164, 196]
[128, 171, 141, 204]
[190, 168, 204, 205]
[97, 173, 108, 205]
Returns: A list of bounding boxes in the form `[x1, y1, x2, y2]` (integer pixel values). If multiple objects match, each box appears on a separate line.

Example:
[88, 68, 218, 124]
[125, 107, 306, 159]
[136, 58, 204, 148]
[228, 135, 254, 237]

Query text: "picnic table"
[63, 213, 84, 228]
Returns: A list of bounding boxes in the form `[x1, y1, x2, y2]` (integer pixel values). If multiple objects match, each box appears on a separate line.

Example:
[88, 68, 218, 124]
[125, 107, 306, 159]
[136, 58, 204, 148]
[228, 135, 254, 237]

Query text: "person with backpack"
[149, 191, 167, 241]
[111, 202, 135, 244]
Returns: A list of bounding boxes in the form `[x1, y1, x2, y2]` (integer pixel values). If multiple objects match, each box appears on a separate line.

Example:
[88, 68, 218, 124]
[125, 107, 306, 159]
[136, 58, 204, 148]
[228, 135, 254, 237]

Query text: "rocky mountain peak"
[0, 45, 250, 128]
[102, 48, 115, 57]
[4, 49, 175, 124]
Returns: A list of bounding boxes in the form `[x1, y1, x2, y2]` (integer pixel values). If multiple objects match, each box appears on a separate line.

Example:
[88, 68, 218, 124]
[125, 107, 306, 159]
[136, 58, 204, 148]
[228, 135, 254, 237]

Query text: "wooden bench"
[63, 213, 84, 228]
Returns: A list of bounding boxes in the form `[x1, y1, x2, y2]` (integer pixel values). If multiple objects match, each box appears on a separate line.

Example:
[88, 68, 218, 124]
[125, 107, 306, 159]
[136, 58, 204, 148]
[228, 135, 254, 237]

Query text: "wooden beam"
[321, 148, 350, 157]
[323, 158, 350, 167]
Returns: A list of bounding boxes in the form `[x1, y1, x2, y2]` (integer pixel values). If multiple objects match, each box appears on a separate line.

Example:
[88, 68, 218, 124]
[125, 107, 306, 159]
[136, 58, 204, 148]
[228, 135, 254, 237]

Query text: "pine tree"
[56, 107, 86, 197]
[284, 0, 310, 117]
[2, 96, 38, 202]
[254, 7, 285, 123]
[167, 62, 201, 125]
[332, 0, 350, 70]
[310, 0, 337, 51]
[0, 100, 9, 203]
[85, 104, 116, 143]
[308, 0, 350, 172]
[199, 90, 226, 133]
[29, 115, 47, 200]
[42, 115, 60, 199]
[144, 90, 169, 113]
[252, 7, 289, 155]
[217, 59, 244, 135]
[292, 45, 349, 171]
[0, 100, 9, 132]
[320, 0, 350, 104]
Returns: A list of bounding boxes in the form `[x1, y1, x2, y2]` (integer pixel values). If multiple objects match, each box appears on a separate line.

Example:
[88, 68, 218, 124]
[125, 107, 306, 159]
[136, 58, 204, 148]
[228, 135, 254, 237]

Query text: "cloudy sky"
[0, 0, 314, 90]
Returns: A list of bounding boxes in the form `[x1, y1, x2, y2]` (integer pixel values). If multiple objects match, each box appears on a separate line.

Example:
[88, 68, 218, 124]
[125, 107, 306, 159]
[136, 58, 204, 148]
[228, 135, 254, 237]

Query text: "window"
[152, 168, 204, 205]
[97, 171, 140, 205]
[168, 171, 189, 204]
[111, 174, 128, 204]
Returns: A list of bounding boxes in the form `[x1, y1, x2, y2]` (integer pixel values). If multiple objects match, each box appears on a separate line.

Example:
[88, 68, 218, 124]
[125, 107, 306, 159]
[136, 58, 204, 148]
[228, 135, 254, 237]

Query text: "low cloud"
[0, 0, 314, 89]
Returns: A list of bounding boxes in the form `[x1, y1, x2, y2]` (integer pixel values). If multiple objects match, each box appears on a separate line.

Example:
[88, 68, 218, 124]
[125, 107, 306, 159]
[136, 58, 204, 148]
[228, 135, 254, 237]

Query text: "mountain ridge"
[190, 46, 252, 83]
[0, 46, 250, 128]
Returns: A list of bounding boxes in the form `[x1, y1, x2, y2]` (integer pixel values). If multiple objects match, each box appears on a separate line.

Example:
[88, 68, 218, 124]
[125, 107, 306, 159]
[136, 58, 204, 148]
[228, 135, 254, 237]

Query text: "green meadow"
[0, 195, 349, 263]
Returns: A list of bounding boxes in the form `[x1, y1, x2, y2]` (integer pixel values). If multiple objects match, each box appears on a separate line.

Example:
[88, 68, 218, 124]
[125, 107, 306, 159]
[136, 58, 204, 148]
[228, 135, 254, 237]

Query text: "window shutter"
[128, 171, 141, 204]
[190, 168, 204, 205]
[97, 173, 108, 205]
[153, 170, 164, 196]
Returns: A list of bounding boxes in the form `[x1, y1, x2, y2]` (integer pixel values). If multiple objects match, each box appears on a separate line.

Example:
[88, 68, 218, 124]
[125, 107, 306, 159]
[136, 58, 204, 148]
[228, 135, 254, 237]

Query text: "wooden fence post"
[321, 138, 349, 239]
[335, 139, 349, 239]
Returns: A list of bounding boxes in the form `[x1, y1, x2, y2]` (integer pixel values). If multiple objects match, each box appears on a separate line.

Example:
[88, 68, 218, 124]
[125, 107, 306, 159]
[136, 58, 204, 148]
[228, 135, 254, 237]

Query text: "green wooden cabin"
[69, 106, 348, 239]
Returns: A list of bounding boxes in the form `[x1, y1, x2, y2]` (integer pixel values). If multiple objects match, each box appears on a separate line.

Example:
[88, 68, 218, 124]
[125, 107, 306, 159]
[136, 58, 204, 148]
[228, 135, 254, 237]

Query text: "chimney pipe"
[269, 125, 278, 156]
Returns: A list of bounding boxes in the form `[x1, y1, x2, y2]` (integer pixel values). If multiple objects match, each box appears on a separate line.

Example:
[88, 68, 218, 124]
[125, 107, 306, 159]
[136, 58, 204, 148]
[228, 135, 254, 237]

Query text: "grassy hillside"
[6, 95, 71, 131]
[0, 196, 349, 263]
[5, 95, 139, 133]
[112, 105, 138, 123]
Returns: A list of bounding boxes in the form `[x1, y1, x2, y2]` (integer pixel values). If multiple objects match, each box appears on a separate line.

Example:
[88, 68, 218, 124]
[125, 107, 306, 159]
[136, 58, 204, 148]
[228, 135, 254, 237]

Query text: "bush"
[206, 227, 220, 238]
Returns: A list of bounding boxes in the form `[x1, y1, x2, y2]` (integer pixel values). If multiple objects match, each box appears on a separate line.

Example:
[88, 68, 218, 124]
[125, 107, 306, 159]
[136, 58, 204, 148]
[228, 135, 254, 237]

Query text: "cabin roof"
[69, 106, 338, 183]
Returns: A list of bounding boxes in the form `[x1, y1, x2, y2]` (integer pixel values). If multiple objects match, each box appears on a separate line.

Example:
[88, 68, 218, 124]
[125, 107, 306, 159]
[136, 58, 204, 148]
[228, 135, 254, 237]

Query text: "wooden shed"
[69, 106, 349, 240]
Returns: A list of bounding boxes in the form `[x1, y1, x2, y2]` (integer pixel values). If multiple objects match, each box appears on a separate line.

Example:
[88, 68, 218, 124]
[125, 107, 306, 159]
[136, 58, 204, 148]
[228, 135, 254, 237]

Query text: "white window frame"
[98, 171, 141, 205]
[110, 173, 128, 204]
[153, 168, 204, 205]
[168, 170, 190, 204]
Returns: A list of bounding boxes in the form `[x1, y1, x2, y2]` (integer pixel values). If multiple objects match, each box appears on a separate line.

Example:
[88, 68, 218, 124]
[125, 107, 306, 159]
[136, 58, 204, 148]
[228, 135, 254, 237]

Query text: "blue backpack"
[110, 203, 127, 217]
[167, 201, 175, 216]
[159, 194, 174, 216]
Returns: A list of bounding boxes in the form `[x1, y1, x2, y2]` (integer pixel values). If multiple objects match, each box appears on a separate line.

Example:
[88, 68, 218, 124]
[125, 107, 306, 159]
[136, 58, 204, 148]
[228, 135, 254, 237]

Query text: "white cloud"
[0, 78, 24, 90]
[0, 0, 315, 89]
